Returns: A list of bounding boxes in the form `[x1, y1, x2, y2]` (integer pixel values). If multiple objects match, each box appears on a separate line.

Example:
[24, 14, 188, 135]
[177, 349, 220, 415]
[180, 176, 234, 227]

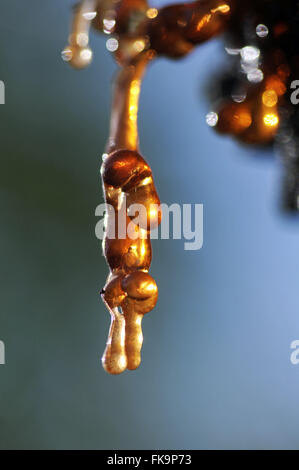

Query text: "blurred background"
[0, 0, 299, 450]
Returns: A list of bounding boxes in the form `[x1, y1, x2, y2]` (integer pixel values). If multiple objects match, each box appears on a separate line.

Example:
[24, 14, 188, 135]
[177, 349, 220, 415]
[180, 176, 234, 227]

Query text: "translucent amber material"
[146, 0, 232, 58]
[63, 0, 96, 69]
[215, 83, 280, 145]
[121, 271, 158, 301]
[102, 149, 151, 190]
[65, 0, 299, 375]
[101, 303, 127, 374]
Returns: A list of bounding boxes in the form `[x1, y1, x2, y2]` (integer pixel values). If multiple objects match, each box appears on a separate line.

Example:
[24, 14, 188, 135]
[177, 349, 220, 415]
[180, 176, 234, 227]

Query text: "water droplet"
[106, 38, 119, 52]
[76, 32, 89, 47]
[256, 24, 269, 38]
[206, 111, 218, 127]
[103, 18, 116, 33]
[82, 11, 97, 21]
[240, 46, 260, 62]
[80, 47, 92, 62]
[61, 48, 73, 62]
[247, 69, 264, 83]
[232, 90, 247, 103]
[61, 45, 92, 68]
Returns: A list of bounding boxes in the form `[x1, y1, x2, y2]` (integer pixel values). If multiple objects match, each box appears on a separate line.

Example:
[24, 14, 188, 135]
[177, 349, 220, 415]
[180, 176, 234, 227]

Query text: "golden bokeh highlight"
[262, 90, 278, 107]
[146, 8, 158, 19]
[263, 113, 279, 127]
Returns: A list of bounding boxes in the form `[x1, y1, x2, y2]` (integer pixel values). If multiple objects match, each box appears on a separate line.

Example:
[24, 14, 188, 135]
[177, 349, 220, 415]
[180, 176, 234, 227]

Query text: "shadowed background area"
[0, 0, 299, 450]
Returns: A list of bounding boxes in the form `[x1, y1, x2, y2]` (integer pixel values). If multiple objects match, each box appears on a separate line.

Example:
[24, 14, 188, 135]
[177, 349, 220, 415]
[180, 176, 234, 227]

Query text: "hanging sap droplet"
[256, 24, 269, 38]
[206, 111, 218, 127]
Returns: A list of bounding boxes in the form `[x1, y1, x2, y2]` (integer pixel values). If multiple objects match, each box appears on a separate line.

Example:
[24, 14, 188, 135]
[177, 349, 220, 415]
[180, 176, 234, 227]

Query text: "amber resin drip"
[63, 0, 233, 374]
[101, 51, 160, 374]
